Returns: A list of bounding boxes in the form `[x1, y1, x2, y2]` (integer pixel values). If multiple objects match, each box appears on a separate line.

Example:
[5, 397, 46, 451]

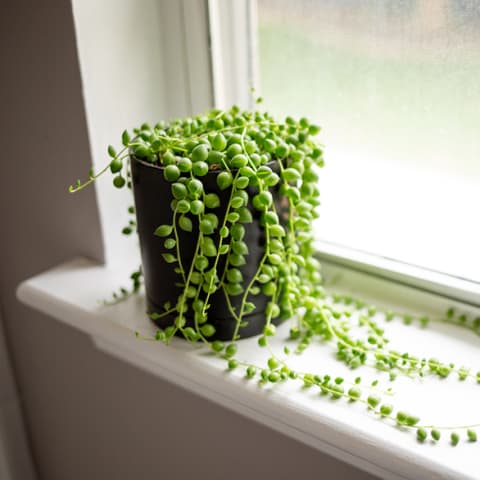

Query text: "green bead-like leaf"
[262, 282, 276, 296]
[269, 239, 284, 253]
[226, 283, 244, 296]
[380, 404, 393, 416]
[178, 215, 192, 232]
[406, 415, 420, 427]
[228, 359, 239, 370]
[108, 145, 117, 158]
[396, 411, 408, 425]
[230, 224, 245, 240]
[227, 212, 240, 223]
[122, 130, 131, 146]
[258, 336, 267, 347]
[263, 324, 276, 336]
[348, 387, 361, 401]
[202, 238, 217, 257]
[269, 224, 285, 237]
[252, 191, 272, 210]
[275, 143, 289, 158]
[229, 254, 246, 267]
[161, 253, 177, 263]
[257, 274, 270, 284]
[178, 158, 192, 172]
[110, 158, 123, 174]
[207, 150, 224, 165]
[204, 213, 219, 229]
[216, 171, 233, 190]
[154, 225, 173, 237]
[237, 208, 252, 223]
[212, 133, 227, 151]
[164, 165, 180, 182]
[190, 199, 204, 215]
[176, 199, 190, 213]
[232, 241, 248, 255]
[467, 429, 477, 442]
[187, 178, 203, 195]
[244, 302, 255, 313]
[266, 302, 280, 318]
[200, 324, 216, 337]
[226, 268, 243, 283]
[183, 327, 198, 341]
[268, 254, 281, 265]
[264, 139, 276, 153]
[192, 161, 209, 176]
[263, 211, 279, 225]
[113, 175, 126, 188]
[225, 343, 237, 359]
[211, 340, 224, 352]
[164, 238, 176, 249]
[192, 299, 204, 312]
[230, 197, 244, 209]
[133, 144, 150, 158]
[205, 193, 220, 209]
[264, 172, 280, 187]
[200, 219, 215, 235]
[219, 244, 229, 255]
[282, 168, 301, 182]
[191, 144, 209, 162]
[171, 182, 187, 200]
[227, 143, 242, 158]
[416, 428, 427, 443]
[231, 154, 248, 168]
[239, 166, 255, 178]
[234, 176, 249, 189]
[163, 151, 176, 165]
[256, 165, 272, 178]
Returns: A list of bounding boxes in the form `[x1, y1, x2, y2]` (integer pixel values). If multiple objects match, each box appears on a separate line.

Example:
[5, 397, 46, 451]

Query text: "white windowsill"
[17, 257, 480, 480]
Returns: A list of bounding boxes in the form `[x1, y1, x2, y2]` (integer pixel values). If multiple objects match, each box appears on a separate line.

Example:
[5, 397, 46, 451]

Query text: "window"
[255, 0, 480, 301]
[73, 0, 479, 303]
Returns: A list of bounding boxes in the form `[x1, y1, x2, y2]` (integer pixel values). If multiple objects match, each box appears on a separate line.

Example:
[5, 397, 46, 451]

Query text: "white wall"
[72, 0, 168, 269]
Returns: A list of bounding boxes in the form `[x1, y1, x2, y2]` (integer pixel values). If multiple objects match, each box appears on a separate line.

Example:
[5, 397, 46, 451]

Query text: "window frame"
[205, 0, 480, 306]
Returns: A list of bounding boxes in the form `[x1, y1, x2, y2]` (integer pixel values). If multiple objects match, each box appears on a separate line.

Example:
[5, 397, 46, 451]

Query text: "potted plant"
[72, 104, 324, 343]
[70, 104, 480, 446]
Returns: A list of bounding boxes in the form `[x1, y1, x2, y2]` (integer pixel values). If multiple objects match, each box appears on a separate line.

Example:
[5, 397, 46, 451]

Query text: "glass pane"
[257, 0, 480, 283]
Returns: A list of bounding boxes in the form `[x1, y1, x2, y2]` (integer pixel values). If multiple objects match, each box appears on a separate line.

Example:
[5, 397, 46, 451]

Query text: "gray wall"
[0, 2, 376, 479]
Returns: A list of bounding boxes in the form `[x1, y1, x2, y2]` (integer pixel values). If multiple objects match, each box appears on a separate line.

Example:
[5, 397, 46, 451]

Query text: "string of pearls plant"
[70, 104, 480, 446]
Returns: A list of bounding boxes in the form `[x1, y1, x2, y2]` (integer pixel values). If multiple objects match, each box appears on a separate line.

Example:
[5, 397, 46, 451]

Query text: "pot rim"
[130, 153, 280, 175]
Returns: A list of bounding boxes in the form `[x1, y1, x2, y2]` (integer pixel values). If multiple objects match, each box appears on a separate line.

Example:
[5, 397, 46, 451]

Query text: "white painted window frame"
[164, 0, 259, 112]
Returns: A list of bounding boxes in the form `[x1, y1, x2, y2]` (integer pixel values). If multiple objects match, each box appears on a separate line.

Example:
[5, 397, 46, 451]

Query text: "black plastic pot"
[130, 155, 283, 341]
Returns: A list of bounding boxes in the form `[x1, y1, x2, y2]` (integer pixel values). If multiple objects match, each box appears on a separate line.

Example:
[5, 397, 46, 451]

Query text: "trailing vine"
[70, 104, 480, 446]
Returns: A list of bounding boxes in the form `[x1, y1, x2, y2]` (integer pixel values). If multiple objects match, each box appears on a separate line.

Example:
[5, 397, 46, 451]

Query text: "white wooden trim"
[178, 0, 215, 116]
[207, 0, 257, 109]
[315, 240, 480, 307]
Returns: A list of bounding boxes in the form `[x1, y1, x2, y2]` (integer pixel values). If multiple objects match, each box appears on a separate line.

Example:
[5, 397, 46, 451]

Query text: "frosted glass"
[258, 0, 480, 283]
